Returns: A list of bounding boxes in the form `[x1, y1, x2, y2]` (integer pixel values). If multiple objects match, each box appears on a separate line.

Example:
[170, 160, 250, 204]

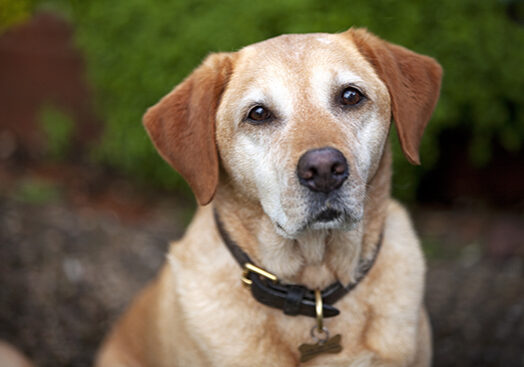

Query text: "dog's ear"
[348, 29, 442, 165]
[143, 53, 234, 205]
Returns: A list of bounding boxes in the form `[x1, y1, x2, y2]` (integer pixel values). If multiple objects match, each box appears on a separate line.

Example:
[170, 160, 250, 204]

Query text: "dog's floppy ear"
[143, 53, 233, 205]
[348, 29, 442, 165]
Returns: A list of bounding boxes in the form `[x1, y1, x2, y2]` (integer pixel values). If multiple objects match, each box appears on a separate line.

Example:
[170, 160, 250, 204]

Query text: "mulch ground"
[1, 191, 523, 367]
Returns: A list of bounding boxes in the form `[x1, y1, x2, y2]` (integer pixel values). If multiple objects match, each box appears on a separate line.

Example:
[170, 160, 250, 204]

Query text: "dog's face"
[216, 33, 391, 237]
[143, 28, 442, 239]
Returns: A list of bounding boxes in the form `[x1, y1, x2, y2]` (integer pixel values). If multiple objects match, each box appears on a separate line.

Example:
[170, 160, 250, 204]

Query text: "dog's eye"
[340, 87, 364, 106]
[247, 106, 272, 123]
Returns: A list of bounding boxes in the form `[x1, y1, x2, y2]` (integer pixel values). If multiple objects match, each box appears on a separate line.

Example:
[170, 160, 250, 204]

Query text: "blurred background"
[0, 0, 523, 366]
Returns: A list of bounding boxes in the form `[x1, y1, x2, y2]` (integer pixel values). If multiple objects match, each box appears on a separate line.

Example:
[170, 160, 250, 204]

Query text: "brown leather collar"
[213, 208, 383, 319]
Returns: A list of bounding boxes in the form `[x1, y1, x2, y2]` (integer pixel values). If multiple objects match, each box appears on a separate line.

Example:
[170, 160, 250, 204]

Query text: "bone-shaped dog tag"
[298, 334, 343, 363]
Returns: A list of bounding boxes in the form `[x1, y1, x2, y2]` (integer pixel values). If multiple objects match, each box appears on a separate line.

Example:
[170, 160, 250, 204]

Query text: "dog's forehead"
[232, 32, 377, 81]
[244, 33, 336, 56]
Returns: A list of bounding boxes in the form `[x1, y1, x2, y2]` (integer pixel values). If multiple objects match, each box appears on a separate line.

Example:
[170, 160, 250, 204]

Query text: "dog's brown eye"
[340, 87, 363, 106]
[247, 106, 272, 123]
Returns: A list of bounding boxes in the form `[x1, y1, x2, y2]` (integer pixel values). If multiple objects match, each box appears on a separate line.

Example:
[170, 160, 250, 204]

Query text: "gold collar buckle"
[241, 263, 278, 286]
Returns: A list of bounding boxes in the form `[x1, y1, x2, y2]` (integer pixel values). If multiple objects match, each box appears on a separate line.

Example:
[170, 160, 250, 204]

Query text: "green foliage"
[39, 103, 75, 160]
[57, 0, 523, 197]
[13, 177, 62, 204]
[0, 0, 32, 33]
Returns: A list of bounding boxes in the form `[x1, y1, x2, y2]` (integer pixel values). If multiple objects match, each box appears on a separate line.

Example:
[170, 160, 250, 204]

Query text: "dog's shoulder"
[385, 199, 423, 254]
[353, 200, 426, 364]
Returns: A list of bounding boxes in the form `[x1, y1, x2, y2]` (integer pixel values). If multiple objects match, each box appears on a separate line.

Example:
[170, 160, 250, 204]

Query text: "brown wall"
[0, 12, 100, 161]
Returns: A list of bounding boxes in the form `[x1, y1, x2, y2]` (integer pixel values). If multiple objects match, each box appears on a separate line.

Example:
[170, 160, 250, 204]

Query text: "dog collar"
[213, 208, 383, 319]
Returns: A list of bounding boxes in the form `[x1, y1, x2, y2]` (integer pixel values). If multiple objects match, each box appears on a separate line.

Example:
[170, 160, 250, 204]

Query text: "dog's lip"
[314, 208, 342, 222]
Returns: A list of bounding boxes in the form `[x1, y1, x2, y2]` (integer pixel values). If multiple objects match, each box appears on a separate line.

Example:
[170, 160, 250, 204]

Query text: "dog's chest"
[163, 203, 426, 366]
[168, 250, 379, 366]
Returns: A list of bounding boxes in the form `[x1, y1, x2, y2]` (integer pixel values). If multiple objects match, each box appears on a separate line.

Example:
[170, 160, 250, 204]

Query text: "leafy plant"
[0, 0, 32, 34]
[39, 103, 75, 160]
[13, 177, 62, 204]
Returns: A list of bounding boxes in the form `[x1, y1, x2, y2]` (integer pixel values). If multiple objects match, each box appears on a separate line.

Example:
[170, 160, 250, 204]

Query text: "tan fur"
[96, 28, 442, 366]
[143, 53, 234, 205]
[0, 342, 34, 367]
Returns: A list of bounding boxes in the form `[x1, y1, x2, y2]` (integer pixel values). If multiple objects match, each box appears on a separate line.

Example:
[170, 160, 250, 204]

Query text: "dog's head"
[144, 28, 442, 238]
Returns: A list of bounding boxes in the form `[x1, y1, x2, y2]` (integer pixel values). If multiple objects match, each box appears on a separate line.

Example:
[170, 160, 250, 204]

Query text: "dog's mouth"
[306, 204, 353, 229]
[307, 193, 351, 224]
[304, 194, 363, 232]
[314, 208, 342, 222]
[306, 209, 354, 233]
[275, 189, 364, 237]
[275, 205, 360, 238]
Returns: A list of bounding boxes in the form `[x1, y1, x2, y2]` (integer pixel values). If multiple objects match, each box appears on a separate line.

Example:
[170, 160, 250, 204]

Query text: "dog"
[95, 27, 442, 367]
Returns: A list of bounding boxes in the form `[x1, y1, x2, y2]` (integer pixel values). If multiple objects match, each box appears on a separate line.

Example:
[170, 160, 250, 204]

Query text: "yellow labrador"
[96, 28, 442, 366]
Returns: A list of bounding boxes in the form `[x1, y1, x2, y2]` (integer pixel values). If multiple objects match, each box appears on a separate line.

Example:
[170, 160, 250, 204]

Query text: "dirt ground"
[1, 175, 523, 367]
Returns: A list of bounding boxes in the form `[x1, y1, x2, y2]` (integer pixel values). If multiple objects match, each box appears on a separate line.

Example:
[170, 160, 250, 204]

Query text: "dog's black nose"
[297, 147, 349, 193]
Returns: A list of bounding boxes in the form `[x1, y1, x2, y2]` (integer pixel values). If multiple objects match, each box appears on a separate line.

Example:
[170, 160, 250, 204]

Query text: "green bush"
[13, 177, 62, 204]
[0, 0, 32, 33]
[53, 0, 524, 198]
[39, 103, 75, 160]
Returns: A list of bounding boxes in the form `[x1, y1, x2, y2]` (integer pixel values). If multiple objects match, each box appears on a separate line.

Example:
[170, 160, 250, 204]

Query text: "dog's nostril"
[297, 147, 349, 193]
[302, 168, 315, 180]
[333, 163, 346, 175]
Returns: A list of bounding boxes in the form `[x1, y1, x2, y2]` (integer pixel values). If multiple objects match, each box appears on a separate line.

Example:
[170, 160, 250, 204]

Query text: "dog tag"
[298, 334, 343, 363]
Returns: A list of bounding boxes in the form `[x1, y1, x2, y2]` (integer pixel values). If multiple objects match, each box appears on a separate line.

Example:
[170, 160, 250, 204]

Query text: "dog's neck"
[214, 147, 391, 290]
